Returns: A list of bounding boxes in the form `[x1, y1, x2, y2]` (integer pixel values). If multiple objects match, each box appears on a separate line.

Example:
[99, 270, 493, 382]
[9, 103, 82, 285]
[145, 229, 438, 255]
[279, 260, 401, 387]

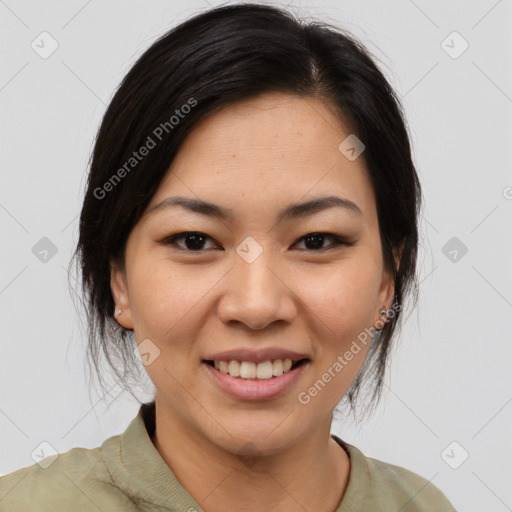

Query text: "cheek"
[128, 258, 221, 340]
[295, 259, 381, 341]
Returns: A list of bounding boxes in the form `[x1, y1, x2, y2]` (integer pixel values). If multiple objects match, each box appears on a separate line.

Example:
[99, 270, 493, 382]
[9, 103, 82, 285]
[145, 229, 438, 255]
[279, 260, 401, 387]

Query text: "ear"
[373, 240, 404, 326]
[110, 259, 134, 329]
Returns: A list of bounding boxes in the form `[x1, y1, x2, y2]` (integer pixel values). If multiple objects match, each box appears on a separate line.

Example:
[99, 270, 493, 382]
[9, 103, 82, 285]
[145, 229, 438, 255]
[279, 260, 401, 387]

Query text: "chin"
[206, 416, 305, 457]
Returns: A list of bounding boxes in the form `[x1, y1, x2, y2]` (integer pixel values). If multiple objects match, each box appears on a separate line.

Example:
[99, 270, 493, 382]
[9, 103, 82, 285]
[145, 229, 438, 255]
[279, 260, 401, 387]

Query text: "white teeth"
[240, 361, 257, 379]
[256, 361, 273, 379]
[211, 358, 298, 379]
[228, 360, 240, 377]
[272, 359, 283, 376]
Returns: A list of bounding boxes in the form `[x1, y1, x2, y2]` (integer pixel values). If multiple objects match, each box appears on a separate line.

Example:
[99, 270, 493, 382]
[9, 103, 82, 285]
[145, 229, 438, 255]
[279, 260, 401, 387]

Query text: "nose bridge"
[238, 246, 277, 295]
[217, 236, 295, 329]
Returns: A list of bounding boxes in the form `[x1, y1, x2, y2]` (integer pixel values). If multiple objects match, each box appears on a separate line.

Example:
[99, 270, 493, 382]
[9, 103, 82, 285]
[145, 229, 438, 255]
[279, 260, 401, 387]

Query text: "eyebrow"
[145, 195, 362, 222]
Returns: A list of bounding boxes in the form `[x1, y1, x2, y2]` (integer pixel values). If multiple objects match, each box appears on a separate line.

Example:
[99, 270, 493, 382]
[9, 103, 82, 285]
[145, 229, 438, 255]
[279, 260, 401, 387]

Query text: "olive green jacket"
[0, 402, 457, 511]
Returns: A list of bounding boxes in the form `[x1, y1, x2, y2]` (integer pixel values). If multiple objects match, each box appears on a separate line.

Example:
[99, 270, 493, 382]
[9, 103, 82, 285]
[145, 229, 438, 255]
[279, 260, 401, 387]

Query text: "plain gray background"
[1, 1, 511, 510]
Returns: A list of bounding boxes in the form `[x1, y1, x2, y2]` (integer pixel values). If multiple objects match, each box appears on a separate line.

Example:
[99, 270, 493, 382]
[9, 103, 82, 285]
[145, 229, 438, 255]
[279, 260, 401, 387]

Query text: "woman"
[0, 3, 457, 510]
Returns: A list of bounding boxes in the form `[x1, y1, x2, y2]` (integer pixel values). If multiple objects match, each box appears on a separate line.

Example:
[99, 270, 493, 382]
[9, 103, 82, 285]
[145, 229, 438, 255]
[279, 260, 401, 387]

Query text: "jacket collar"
[102, 401, 368, 511]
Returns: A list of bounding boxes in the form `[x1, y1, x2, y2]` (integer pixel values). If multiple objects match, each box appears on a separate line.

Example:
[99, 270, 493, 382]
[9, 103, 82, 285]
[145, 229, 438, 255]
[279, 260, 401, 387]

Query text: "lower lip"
[203, 362, 308, 401]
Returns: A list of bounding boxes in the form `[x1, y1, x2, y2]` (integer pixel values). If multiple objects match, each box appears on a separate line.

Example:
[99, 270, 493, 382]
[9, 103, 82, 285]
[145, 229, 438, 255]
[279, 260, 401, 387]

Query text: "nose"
[216, 246, 297, 331]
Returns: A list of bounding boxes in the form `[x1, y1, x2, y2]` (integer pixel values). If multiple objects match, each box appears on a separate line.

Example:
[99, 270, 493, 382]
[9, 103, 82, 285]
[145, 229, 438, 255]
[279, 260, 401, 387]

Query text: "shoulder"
[365, 454, 456, 510]
[336, 438, 457, 511]
[0, 441, 138, 512]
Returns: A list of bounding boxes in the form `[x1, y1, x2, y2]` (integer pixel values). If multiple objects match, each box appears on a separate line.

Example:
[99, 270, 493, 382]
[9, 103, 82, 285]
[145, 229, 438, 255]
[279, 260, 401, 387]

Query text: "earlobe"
[375, 268, 394, 327]
[110, 261, 134, 329]
[374, 241, 404, 327]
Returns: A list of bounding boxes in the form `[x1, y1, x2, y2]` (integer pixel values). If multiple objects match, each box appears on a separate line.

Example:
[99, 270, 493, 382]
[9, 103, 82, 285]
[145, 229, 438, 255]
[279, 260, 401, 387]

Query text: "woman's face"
[111, 92, 396, 455]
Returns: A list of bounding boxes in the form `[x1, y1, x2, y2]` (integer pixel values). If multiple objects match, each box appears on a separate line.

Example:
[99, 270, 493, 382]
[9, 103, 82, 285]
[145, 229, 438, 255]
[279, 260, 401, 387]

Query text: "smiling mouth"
[203, 358, 309, 380]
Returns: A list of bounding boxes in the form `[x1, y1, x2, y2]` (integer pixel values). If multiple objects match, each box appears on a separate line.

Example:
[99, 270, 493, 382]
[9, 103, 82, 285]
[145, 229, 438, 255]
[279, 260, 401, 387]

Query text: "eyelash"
[162, 231, 354, 253]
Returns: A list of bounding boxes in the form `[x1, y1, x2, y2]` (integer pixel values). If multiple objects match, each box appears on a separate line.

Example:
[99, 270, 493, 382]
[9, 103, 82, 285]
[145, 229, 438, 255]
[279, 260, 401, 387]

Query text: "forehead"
[146, 92, 376, 223]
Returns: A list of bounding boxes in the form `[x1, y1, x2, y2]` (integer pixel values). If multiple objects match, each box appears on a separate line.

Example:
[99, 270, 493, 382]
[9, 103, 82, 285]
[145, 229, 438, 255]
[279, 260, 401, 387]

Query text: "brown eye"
[163, 232, 218, 251]
[294, 233, 353, 251]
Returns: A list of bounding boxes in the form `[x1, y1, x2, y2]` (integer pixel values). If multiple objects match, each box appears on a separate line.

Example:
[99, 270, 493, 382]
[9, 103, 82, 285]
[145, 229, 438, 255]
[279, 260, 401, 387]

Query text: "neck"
[151, 400, 350, 512]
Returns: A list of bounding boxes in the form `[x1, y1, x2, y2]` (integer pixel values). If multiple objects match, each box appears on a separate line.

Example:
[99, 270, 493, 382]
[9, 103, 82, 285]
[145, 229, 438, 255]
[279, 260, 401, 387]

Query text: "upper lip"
[203, 347, 309, 364]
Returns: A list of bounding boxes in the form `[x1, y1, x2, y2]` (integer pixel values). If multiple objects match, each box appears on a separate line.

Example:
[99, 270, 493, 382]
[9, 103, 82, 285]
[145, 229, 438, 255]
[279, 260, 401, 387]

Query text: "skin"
[111, 92, 400, 512]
